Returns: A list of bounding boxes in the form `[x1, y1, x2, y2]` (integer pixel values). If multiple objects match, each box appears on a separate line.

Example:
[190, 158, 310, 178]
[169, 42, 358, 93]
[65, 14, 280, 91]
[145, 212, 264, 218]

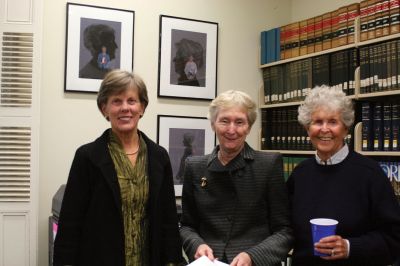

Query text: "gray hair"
[208, 90, 257, 127]
[298, 85, 354, 128]
[97, 69, 148, 120]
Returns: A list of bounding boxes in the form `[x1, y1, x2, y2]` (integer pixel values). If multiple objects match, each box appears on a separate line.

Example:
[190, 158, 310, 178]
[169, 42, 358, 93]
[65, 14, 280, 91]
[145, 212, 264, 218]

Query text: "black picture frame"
[157, 115, 216, 196]
[158, 15, 218, 100]
[64, 3, 134, 93]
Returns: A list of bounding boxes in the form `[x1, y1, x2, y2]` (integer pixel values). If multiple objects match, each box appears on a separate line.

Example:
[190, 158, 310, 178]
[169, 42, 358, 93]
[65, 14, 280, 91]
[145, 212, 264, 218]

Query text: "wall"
[290, 0, 360, 22]
[38, 0, 290, 264]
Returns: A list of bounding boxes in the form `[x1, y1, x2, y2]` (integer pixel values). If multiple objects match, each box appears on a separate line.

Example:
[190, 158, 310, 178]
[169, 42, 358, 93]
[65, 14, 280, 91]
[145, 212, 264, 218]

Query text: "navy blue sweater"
[287, 151, 400, 266]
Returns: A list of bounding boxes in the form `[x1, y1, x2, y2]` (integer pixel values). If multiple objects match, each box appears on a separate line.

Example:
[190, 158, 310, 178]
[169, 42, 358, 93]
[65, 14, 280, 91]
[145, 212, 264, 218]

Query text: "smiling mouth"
[119, 116, 132, 121]
[318, 137, 332, 141]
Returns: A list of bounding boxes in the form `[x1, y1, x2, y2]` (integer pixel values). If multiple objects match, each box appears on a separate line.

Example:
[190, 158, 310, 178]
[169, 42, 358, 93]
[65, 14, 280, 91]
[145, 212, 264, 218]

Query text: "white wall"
[38, 0, 291, 264]
[290, 0, 359, 22]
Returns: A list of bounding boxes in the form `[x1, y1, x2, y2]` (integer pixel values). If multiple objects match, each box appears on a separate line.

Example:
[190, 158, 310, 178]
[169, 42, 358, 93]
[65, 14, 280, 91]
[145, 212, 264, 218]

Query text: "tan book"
[306, 17, 315, 54]
[337, 6, 348, 46]
[291, 22, 300, 58]
[284, 24, 293, 59]
[360, 0, 370, 41]
[367, 0, 378, 40]
[299, 20, 308, 56]
[375, 0, 384, 37]
[347, 3, 360, 44]
[314, 15, 323, 52]
[381, 0, 391, 36]
[322, 12, 332, 50]
[331, 9, 340, 48]
[389, 0, 400, 34]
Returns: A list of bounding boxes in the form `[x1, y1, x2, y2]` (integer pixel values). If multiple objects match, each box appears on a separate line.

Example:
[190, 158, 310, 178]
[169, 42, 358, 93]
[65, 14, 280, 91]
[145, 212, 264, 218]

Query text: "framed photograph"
[158, 15, 218, 100]
[157, 115, 216, 196]
[64, 3, 134, 93]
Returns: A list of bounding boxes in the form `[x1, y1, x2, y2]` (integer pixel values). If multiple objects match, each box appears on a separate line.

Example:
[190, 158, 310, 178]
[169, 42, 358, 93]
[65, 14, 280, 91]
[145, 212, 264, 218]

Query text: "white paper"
[187, 256, 229, 266]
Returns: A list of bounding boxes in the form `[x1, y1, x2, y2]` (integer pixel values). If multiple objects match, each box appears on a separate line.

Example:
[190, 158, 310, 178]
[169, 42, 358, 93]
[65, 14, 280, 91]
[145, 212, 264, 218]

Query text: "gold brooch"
[200, 177, 207, 187]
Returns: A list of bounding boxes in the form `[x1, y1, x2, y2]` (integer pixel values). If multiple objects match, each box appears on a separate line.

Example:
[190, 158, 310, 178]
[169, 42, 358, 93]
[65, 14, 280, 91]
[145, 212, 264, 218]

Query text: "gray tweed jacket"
[180, 143, 293, 265]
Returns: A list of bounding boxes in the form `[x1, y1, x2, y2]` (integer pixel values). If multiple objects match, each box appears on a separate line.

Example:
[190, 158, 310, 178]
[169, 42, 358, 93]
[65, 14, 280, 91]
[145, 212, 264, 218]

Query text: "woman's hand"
[230, 252, 252, 266]
[194, 244, 215, 260]
[314, 235, 349, 260]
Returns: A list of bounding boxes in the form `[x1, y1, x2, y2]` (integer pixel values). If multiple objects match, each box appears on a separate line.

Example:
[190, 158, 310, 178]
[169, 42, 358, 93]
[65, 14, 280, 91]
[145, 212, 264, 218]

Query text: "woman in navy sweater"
[287, 86, 400, 265]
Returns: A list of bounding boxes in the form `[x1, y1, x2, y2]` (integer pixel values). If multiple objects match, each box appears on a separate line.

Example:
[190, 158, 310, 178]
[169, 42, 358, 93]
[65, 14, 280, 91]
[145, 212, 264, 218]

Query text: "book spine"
[390, 0, 400, 34]
[392, 102, 400, 151]
[375, 0, 384, 38]
[262, 68, 271, 104]
[383, 102, 392, 151]
[390, 40, 397, 90]
[362, 102, 373, 151]
[280, 26, 286, 60]
[373, 102, 384, 151]
[299, 20, 308, 56]
[347, 3, 360, 44]
[306, 17, 315, 54]
[331, 9, 340, 48]
[382, 0, 391, 36]
[367, 0, 377, 40]
[337, 6, 348, 46]
[314, 15, 323, 52]
[322, 12, 332, 50]
[360, 0, 370, 41]
[291, 22, 300, 58]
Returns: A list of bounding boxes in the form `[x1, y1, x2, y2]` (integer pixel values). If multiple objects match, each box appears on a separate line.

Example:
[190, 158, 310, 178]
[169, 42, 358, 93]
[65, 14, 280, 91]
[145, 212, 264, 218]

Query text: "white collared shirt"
[315, 144, 349, 165]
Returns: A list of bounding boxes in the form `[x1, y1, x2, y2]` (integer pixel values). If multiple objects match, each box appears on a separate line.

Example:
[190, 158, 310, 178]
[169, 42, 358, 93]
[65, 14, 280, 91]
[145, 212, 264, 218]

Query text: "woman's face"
[212, 106, 250, 155]
[101, 87, 144, 137]
[307, 107, 348, 161]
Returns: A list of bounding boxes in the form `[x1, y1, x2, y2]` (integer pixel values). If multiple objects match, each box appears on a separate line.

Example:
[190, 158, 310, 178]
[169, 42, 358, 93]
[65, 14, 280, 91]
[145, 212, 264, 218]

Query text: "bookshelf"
[259, 25, 400, 158]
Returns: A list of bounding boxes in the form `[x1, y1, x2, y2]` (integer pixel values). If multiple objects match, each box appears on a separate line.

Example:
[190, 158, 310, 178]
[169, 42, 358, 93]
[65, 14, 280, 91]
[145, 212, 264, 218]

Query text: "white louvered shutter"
[0, 0, 41, 265]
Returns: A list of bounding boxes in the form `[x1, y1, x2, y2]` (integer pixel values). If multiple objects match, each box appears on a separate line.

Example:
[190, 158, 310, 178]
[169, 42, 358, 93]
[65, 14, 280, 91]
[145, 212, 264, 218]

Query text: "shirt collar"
[315, 144, 349, 165]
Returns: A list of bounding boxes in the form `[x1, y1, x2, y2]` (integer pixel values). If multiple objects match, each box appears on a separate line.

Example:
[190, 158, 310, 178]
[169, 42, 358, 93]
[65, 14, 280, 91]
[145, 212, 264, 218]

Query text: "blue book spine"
[266, 30, 273, 63]
[261, 31, 267, 65]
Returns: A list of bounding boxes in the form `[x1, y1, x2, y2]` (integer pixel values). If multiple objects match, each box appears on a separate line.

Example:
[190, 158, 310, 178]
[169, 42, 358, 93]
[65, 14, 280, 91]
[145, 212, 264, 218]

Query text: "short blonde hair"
[298, 85, 354, 128]
[208, 90, 257, 127]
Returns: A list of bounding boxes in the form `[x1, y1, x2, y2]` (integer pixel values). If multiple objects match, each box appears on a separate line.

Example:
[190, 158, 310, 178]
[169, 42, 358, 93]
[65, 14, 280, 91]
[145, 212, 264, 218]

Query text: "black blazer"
[53, 129, 183, 266]
[180, 143, 293, 265]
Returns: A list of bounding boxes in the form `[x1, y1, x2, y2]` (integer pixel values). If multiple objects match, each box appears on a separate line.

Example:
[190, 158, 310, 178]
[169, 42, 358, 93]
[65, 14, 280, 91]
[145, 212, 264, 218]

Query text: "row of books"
[360, 39, 400, 93]
[262, 0, 400, 63]
[283, 156, 309, 181]
[361, 101, 400, 151]
[379, 161, 400, 200]
[260, 28, 280, 65]
[263, 49, 358, 104]
[360, 0, 400, 42]
[279, 3, 359, 60]
[261, 107, 354, 151]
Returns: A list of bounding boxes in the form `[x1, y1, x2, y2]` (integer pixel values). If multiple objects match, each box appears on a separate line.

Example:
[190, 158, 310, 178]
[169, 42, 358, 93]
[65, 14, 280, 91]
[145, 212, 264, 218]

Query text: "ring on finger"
[331, 249, 335, 256]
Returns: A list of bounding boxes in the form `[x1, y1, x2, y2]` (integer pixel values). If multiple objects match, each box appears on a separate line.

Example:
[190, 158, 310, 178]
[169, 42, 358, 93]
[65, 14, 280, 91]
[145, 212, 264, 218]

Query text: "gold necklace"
[126, 143, 140, 156]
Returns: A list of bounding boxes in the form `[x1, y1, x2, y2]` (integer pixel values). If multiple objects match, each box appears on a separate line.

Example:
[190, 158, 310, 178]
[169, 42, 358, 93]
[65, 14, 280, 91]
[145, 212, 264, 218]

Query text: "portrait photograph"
[64, 3, 134, 93]
[78, 18, 121, 80]
[157, 115, 216, 196]
[158, 15, 218, 100]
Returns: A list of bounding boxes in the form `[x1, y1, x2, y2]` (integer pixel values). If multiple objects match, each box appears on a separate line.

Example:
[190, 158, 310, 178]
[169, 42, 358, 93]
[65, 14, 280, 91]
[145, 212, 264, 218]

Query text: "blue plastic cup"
[310, 218, 338, 256]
